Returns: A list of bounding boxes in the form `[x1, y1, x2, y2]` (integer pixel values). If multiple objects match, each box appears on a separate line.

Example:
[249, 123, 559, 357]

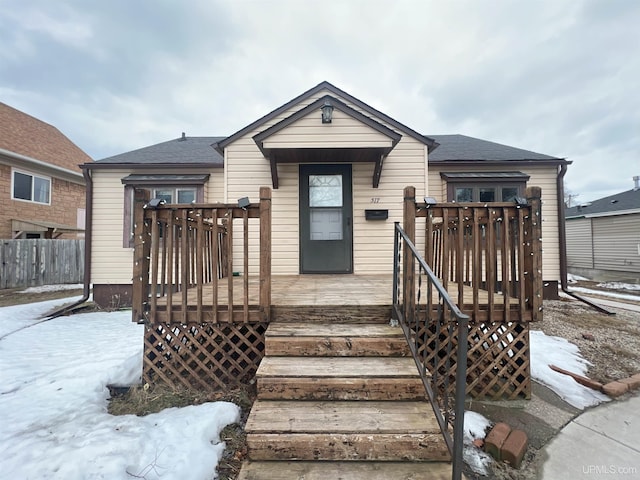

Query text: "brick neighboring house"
[0, 102, 92, 239]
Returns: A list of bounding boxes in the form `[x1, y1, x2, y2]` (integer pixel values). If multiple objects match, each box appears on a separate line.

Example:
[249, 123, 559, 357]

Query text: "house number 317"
[370, 197, 380, 203]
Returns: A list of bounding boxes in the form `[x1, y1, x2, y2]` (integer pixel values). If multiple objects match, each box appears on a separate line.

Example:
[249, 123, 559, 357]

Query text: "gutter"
[557, 163, 614, 315]
[47, 166, 93, 318]
[0, 147, 85, 182]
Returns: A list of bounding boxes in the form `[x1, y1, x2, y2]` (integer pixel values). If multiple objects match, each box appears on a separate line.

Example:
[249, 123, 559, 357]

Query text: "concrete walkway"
[541, 393, 640, 479]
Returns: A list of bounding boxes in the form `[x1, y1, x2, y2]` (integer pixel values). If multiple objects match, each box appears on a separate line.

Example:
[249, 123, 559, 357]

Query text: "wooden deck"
[158, 273, 526, 306]
[154, 274, 527, 323]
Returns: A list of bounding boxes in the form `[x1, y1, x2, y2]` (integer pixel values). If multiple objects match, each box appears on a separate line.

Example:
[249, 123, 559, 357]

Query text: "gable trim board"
[84, 82, 568, 306]
[217, 81, 437, 153]
[252, 95, 402, 189]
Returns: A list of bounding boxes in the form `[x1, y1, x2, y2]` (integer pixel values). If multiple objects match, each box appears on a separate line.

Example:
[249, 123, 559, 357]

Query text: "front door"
[300, 164, 353, 273]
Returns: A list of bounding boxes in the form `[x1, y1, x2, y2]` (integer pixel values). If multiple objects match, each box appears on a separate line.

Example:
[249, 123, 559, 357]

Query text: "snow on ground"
[567, 273, 589, 283]
[0, 298, 240, 480]
[0, 296, 83, 338]
[463, 411, 493, 475]
[567, 286, 640, 302]
[597, 281, 640, 292]
[19, 283, 84, 294]
[530, 330, 609, 409]
[565, 274, 640, 301]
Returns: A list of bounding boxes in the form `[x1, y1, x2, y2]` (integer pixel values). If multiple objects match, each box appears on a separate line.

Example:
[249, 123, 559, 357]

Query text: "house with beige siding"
[0, 102, 91, 239]
[565, 178, 640, 282]
[82, 81, 569, 307]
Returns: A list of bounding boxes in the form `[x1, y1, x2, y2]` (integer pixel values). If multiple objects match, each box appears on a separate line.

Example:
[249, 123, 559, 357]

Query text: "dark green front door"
[299, 164, 353, 273]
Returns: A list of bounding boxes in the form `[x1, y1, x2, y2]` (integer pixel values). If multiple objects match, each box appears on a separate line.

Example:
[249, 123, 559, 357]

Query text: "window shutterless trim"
[11, 168, 52, 205]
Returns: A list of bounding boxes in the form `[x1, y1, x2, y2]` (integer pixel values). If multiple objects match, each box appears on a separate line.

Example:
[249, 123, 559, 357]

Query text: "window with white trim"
[12, 169, 51, 204]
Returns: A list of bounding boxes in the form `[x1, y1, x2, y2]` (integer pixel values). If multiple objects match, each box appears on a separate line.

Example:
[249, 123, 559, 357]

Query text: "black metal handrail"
[393, 222, 469, 480]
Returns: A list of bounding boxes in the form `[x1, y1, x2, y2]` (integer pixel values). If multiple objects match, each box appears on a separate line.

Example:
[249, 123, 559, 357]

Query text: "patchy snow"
[530, 330, 609, 409]
[19, 283, 84, 293]
[567, 273, 590, 283]
[0, 297, 240, 480]
[597, 281, 640, 292]
[568, 286, 640, 302]
[0, 296, 84, 338]
[463, 411, 494, 475]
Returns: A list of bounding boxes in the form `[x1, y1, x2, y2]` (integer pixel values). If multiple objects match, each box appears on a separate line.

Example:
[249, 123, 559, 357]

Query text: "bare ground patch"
[107, 383, 256, 480]
[0, 288, 84, 307]
[538, 299, 640, 383]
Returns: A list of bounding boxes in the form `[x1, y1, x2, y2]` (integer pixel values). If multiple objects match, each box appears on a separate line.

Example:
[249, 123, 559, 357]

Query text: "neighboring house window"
[120, 174, 209, 248]
[441, 172, 530, 202]
[12, 169, 51, 204]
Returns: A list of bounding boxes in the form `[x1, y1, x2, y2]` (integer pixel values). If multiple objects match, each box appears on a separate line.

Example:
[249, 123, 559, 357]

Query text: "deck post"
[260, 187, 272, 322]
[403, 186, 416, 319]
[526, 186, 543, 321]
[132, 188, 151, 323]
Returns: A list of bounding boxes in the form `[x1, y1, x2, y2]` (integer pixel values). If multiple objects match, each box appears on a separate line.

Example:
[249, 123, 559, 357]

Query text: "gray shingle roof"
[565, 188, 640, 218]
[92, 133, 564, 168]
[427, 134, 562, 162]
[95, 136, 224, 166]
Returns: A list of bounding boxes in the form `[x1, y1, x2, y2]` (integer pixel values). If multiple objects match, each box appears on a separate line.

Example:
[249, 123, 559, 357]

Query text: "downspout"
[557, 163, 613, 315]
[47, 166, 93, 318]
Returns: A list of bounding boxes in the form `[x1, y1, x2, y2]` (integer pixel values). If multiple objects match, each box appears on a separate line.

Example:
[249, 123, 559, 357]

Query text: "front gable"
[252, 95, 402, 188]
[216, 81, 436, 154]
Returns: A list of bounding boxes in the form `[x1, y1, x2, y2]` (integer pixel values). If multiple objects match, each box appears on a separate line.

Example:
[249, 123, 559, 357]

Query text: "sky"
[1, 0, 639, 203]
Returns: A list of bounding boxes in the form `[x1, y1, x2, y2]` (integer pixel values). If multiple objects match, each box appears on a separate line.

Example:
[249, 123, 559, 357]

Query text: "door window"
[309, 175, 343, 207]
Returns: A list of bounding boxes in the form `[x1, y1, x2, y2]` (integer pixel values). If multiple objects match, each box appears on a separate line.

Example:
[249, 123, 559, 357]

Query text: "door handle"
[347, 217, 351, 227]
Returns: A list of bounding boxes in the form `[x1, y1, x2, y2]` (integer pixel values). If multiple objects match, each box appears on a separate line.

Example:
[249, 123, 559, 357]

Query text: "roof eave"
[83, 162, 223, 170]
[218, 81, 436, 151]
[429, 158, 570, 166]
[0, 147, 85, 182]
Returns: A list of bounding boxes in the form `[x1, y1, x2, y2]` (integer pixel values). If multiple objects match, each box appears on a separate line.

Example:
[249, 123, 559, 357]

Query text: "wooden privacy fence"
[132, 187, 272, 389]
[402, 186, 543, 399]
[0, 239, 84, 289]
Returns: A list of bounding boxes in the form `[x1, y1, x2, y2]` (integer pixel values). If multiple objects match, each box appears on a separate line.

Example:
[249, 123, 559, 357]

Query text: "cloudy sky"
[1, 0, 638, 202]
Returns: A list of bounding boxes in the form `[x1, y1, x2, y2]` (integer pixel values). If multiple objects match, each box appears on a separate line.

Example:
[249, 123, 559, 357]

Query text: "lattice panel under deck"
[143, 322, 267, 390]
[419, 321, 530, 400]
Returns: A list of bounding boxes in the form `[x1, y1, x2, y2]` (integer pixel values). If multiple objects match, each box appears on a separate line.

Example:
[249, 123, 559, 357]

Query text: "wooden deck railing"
[405, 186, 543, 323]
[132, 187, 272, 324]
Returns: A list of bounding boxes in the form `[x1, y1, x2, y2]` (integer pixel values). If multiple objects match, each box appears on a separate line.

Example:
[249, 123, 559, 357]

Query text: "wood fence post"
[526, 186, 543, 321]
[403, 186, 416, 318]
[132, 188, 151, 323]
[260, 187, 272, 322]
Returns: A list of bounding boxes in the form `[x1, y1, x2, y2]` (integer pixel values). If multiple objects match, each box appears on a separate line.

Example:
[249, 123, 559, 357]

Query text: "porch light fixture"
[424, 196, 438, 205]
[146, 198, 166, 209]
[321, 101, 334, 123]
[514, 196, 527, 206]
[237, 197, 250, 210]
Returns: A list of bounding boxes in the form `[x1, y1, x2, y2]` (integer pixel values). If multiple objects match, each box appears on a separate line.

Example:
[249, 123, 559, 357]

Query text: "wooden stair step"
[245, 400, 449, 462]
[238, 460, 453, 479]
[265, 322, 409, 356]
[257, 356, 420, 378]
[256, 357, 424, 400]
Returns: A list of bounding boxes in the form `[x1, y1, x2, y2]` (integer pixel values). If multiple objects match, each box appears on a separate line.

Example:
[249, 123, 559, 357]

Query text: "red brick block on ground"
[602, 381, 629, 397]
[501, 429, 528, 469]
[485, 422, 511, 461]
[619, 374, 640, 391]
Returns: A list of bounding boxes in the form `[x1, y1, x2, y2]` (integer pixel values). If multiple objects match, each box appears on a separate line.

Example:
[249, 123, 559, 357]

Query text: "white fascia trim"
[0, 147, 84, 182]
[583, 208, 640, 218]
